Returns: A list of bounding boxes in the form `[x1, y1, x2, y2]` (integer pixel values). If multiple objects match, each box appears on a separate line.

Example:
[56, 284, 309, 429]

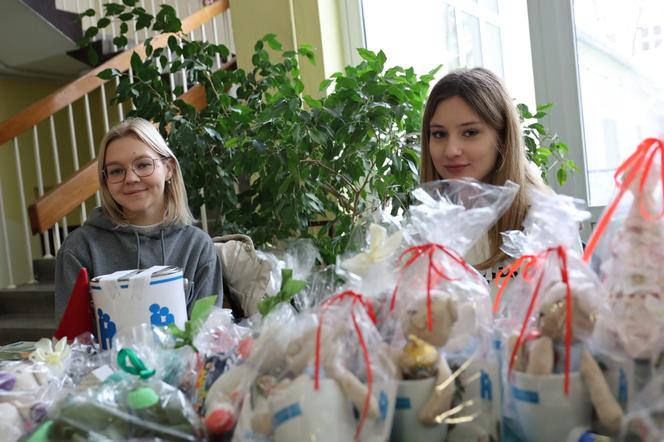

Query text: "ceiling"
[0, 1, 89, 80]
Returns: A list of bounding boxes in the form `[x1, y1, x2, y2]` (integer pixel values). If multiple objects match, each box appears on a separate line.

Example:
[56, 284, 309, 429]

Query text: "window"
[574, 0, 664, 206]
[360, 0, 535, 105]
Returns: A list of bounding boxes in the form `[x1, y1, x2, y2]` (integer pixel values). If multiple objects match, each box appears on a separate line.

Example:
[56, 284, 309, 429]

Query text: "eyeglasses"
[103, 157, 167, 184]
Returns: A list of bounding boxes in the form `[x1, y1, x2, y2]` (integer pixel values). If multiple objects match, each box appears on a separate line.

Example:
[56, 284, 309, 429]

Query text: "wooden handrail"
[29, 160, 99, 235]
[0, 0, 229, 147]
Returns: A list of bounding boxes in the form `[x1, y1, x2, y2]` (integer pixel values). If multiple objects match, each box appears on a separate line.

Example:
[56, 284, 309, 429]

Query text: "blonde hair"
[97, 117, 195, 226]
[420, 67, 546, 269]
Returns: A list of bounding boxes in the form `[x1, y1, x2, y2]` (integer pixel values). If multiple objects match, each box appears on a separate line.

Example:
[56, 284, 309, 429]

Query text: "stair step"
[0, 283, 54, 316]
[0, 314, 56, 345]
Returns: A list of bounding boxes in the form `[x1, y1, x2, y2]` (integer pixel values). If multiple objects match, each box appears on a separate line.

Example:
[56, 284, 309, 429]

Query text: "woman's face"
[428, 95, 499, 182]
[103, 136, 173, 225]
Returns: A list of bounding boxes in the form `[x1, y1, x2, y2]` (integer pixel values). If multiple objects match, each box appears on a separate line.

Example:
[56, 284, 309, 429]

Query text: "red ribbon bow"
[390, 243, 477, 331]
[493, 254, 540, 314]
[500, 246, 574, 395]
[314, 290, 376, 441]
[583, 138, 664, 262]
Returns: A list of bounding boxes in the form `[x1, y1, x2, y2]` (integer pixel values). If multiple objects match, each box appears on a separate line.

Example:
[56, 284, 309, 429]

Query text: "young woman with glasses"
[54, 117, 223, 322]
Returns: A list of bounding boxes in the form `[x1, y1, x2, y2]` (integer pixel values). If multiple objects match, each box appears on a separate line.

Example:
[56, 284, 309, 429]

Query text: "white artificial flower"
[342, 223, 403, 276]
[29, 337, 71, 374]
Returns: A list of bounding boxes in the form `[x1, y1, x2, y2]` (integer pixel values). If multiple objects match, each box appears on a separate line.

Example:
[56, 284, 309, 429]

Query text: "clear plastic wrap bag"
[203, 303, 298, 441]
[189, 307, 253, 437]
[257, 239, 321, 299]
[232, 291, 397, 442]
[0, 359, 70, 442]
[619, 366, 664, 442]
[583, 139, 664, 375]
[494, 190, 623, 441]
[29, 347, 201, 441]
[338, 209, 405, 303]
[387, 178, 518, 442]
[0, 336, 79, 442]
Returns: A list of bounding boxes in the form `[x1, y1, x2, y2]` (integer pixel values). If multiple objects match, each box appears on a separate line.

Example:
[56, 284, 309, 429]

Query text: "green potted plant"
[80, 2, 576, 263]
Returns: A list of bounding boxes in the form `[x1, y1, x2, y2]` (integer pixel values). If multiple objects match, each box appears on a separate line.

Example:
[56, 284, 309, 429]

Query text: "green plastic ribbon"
[167, 295, 218, 350]
[117, 348, 156, 380]
[257, 268, 307, 317]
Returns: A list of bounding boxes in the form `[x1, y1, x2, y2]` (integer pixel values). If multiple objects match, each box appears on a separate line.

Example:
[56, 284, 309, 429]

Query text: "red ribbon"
[314, 290, 376, 441]
[506, 246, 574, 395]
[493, 254, 540, 314]
[390, 243, 477, 331]
[583, 138, 664, 262]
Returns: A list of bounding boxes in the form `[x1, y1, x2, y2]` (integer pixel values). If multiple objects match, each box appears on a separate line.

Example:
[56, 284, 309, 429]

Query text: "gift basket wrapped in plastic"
[229, 289, 397, 442]
[386, 178, 518, 442]
[584, 138, 664, 398]
[494, 190, 625, 442]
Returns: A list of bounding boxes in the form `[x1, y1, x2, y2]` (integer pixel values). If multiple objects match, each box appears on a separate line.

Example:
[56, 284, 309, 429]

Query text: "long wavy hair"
[420, 67, 545, 269]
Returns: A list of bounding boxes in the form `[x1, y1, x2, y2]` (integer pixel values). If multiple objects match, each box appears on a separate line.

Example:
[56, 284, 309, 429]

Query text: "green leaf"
[122, 0, 138, 5]
[257, 269, 307, 317]
[264, 33, 283, 50]
[120, 22, 128, 34]
[84, 26, 98, 39]
[303, 95, 322, 109]
[87, 45, 99, 67]
[130, 51, 142, 72]
[357, 48, 377, 63]
[517, 103, 532, 119]
[557, 168, 567, 186]
[97, 68, 119, 80]
[298, 45, 316, 65]
[319, 78, 333, 91]
[190, 295, 217, 323]
[104, 3, 125, 15]
[113, 35, 128, 48]
[97, 17, 111, 28]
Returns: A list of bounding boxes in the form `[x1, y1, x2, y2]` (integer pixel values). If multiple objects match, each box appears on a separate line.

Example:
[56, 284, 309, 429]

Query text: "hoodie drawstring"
[160, 229, 166, 265]
[134, 230, 141, 268]
[133, 228, 167, 268]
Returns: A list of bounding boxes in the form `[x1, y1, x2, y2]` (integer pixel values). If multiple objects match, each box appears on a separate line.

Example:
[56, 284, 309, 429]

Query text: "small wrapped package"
[204, 303, 298, 441]
[191, 307, 252, 437]
[31, 347, 201, 441]
[388, 179, 518, 442]
[495, 190, 624, 442]
[90, 265, 189, 350]
[584, 138, 664, 395]
[232, 291, 397, 442]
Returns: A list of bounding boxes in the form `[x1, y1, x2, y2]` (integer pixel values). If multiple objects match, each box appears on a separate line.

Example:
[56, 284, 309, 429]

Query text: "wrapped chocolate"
[495, 190, 623, 442]
[388, 178, 518, 442]
[584, 138, 664, 396]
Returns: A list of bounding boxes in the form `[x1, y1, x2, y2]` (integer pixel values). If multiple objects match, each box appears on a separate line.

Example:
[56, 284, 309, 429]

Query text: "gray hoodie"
[54, 207, 223, 322]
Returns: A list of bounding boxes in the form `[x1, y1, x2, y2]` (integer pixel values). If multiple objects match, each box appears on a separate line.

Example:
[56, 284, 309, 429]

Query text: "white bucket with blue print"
[90, 265, 187, 350]
[511, 371, 592, 442]
[268, 376, 356, 442]
[390, 377, 448, 442]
